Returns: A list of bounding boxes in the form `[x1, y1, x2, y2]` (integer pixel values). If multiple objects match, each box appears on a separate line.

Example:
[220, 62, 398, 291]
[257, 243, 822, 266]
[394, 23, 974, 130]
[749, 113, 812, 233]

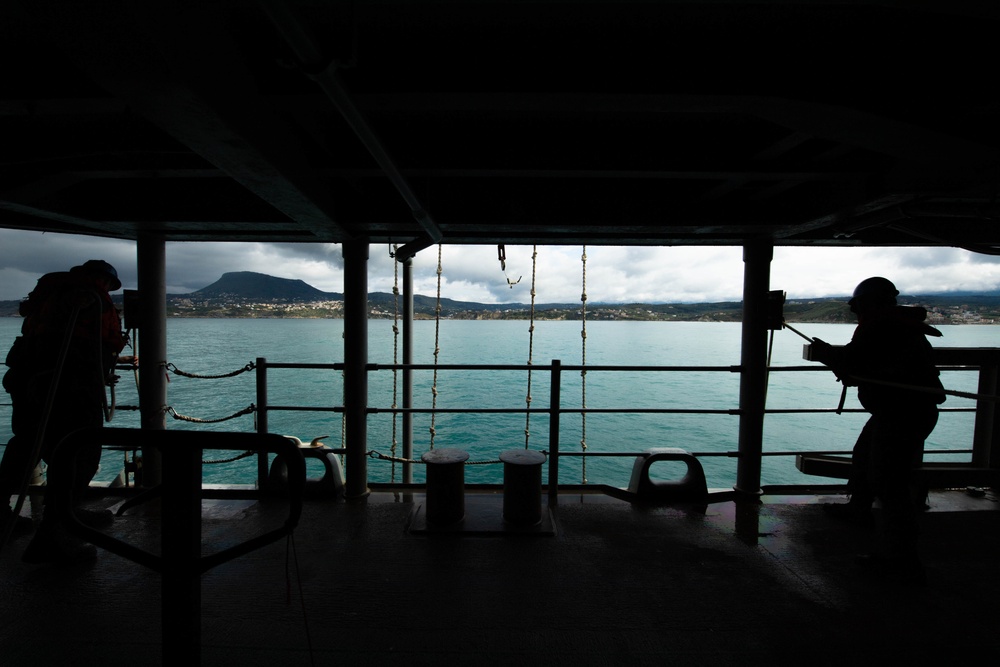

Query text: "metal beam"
[27, 0, 351, 241]
[259, 0, 443, 246]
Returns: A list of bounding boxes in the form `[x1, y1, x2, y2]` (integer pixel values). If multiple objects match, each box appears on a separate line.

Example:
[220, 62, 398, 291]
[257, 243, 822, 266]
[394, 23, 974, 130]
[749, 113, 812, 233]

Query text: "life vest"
[9, 271, 125, 381]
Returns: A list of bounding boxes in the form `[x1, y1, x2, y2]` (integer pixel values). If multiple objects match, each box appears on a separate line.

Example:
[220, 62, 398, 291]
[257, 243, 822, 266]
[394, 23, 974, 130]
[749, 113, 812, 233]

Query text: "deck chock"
[500, 449, 546, 526]
[421, 448, 470, 525]
[269, 443, 345, 500]
[627, 448, 708, 504]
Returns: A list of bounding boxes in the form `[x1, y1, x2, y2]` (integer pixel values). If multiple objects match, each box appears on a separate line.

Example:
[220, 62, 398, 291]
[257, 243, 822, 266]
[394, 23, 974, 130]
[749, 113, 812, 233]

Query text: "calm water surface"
[0, 317, 994, 489]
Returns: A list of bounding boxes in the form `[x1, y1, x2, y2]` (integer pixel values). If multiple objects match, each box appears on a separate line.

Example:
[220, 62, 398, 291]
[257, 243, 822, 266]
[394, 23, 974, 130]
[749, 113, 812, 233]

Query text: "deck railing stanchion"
[973, 362, 998, 468]
[548, 359, 561, 502]
[256, 357, 269, 488]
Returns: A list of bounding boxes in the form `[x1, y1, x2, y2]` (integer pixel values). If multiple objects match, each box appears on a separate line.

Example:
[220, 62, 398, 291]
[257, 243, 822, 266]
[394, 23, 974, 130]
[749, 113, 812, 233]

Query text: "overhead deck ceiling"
[2, 1, 999, 257]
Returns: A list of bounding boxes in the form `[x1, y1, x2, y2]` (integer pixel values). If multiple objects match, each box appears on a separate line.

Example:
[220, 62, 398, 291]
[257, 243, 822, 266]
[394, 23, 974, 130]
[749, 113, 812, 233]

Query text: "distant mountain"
[184, 271, 340, 302]
[177, 271, 531, 315]
[4, 271, 1000, 322]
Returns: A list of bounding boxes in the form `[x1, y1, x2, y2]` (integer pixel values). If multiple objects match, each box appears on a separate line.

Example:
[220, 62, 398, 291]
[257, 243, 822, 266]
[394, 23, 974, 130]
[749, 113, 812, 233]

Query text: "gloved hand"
[808, 338, 832, 363]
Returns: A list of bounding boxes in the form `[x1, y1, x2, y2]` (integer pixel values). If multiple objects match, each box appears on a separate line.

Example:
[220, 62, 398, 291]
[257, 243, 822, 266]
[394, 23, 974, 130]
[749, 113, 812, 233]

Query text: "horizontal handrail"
[259, 361, 983, 373]
[555, 448, 973, 458]
[254, 355, 993, 491]
[261, 405, 975, 415]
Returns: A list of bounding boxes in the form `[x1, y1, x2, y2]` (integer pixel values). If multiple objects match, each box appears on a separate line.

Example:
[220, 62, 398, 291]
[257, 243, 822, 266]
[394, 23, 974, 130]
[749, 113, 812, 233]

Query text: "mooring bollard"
[499, 449, 546, 525]
[421, 448, 470, 525]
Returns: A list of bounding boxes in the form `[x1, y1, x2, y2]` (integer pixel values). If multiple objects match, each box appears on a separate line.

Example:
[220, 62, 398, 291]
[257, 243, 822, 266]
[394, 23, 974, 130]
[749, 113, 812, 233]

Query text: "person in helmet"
[0, 260, 135, 563]
[809, 277, 945, 584]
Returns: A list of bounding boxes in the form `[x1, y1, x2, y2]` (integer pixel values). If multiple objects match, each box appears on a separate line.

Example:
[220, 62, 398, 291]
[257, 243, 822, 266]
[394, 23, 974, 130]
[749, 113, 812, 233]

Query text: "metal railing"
[253, 355, 992, 493]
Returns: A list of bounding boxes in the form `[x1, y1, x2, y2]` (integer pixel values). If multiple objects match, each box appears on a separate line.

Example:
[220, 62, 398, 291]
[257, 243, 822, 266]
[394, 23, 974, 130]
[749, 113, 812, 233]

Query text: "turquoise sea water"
[0, 317, 993, 489]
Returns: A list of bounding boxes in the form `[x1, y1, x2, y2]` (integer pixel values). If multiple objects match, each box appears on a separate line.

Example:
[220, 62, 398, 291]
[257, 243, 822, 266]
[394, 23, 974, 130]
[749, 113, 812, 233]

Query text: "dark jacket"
[837, 306, 945, 413]
[3, 271, 124, 395]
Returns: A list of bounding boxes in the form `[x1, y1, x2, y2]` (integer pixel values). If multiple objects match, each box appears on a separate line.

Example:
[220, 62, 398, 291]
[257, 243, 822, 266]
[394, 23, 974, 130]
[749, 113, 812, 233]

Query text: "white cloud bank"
[2, 229, 999, 304]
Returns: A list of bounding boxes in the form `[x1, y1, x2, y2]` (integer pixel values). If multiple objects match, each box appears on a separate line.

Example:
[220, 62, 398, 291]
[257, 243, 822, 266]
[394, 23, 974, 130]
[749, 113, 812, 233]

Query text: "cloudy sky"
[2, 228, 1000, 304]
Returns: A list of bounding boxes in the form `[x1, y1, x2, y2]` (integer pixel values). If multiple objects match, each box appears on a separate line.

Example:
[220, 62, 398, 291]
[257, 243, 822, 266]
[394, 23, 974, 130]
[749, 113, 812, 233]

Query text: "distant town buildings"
[161, 296, 999, 323]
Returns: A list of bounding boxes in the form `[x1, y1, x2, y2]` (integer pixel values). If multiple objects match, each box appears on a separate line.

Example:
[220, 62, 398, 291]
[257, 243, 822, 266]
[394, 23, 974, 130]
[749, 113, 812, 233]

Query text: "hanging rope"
[203, 450, 256, 465]
[524, 245, 538, 448]
[165, 404, 256, 424]
[580, 245, 589, 484]
[764, 328, 775, 405]
[429, 243, 443, 448]
[390, 243, 400, 481]
[163, 361, 256, 379]
[339, 367, 347, 449]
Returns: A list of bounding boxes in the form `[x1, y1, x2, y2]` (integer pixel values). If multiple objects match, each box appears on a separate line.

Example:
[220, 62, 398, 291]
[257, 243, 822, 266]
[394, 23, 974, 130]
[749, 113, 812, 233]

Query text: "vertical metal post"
[402, 257, 414, 483]
[136, 233, 200, 663]
[735, 241, 772, 496]
[256, 357, 269, 487]
[136, 232, 166, 487]
[343, 242, 370, 499]
[548, 359, 561, 503]
[972, 363, 998, 468]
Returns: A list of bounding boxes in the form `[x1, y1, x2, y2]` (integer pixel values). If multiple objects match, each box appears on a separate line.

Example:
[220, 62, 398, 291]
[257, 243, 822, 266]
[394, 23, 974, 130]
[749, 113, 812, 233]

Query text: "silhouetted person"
[809, 276, 945, 584]
[0, 260, 132, 563]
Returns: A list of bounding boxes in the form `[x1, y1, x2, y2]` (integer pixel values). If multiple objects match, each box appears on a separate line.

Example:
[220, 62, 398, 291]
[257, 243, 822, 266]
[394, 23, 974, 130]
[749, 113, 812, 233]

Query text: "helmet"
[848, 276, 897, 308]
[71, 259, 122, 291]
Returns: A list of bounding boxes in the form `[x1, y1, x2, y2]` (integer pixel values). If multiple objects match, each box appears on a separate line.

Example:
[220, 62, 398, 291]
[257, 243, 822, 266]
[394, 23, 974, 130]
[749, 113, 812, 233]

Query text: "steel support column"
[137, 233, 199, 662]
[136, 232, 166, 486]
[735, 241, 773, 495]
[343, 242, 370, 499]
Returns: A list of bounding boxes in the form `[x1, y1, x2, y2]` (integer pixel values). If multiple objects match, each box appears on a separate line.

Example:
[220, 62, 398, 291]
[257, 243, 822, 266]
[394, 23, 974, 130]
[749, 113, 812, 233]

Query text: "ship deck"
[2, 485, 999, 666]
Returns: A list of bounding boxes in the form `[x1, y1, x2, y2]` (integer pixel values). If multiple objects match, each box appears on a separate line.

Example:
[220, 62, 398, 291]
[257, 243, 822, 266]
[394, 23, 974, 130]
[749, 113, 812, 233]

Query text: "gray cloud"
[2, 230, 1000, 304]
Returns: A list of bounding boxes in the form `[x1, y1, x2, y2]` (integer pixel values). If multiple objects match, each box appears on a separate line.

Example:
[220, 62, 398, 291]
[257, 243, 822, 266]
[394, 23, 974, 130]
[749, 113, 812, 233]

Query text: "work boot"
[822, 501, 874, 528]
[22, 524, 97, 565]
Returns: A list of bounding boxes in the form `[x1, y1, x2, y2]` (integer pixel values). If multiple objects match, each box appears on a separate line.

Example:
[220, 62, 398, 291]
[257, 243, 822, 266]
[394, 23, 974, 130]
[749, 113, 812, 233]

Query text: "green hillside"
[3, 271, 999, 324]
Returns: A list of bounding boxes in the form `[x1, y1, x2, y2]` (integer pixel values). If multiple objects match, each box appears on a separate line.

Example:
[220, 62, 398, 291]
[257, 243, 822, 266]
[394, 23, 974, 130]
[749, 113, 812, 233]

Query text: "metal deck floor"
[2, 487, 999, 666]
